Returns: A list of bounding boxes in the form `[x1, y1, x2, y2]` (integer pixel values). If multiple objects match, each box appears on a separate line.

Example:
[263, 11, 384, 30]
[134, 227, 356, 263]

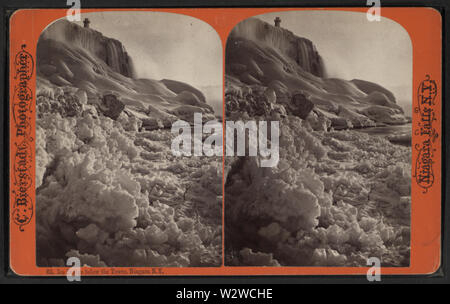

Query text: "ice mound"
[225, 115, 411, 266]
[161, 79, 207, 103]
[36, 92, 222, 266]
[41, 19, 136, 78]
[351, 79, 397, 103]
[229, 18, 327, 77]
[238, 248, 280, 266]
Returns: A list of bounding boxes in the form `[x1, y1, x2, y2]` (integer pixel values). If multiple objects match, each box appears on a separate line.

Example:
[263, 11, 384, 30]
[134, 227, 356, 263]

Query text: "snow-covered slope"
[226, 18, 408, 128]
[229, 17, 327, 77]
[37, 20, 215, 125]
[40, 19, 137, 78]
[225, 18, 411, 267]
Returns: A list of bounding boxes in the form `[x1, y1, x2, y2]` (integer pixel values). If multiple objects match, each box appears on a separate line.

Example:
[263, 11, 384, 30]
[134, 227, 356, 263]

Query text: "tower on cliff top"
[274, 17, 281, 27]
[83, 18, 90, 28]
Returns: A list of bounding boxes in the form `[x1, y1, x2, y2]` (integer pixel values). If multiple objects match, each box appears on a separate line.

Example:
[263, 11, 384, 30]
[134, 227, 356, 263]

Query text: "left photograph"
[35, 12, 223, 267]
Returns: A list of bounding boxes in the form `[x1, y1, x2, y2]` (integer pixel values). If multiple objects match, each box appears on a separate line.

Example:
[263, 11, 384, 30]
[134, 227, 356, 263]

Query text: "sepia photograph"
[35, 11, 223, 267]
[224, 11, 412, 267]
[2, 0, 446, 285]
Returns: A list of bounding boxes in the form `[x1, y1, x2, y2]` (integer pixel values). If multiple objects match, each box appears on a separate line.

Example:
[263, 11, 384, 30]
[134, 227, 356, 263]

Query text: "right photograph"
[224, 10, 412, 267]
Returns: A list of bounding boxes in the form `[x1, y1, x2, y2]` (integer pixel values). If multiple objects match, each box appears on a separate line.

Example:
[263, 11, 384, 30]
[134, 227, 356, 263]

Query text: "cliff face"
[36, 19, 215, 126]
[35, 19, 222, 267]
[229, 18, 326, 77]
[225, 18, 411, 268]
[40, 20, 136, 78]
[226, 17, 408, 128]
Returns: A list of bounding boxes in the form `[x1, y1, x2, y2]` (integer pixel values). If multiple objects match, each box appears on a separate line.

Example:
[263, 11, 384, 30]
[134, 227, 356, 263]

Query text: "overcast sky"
[258, 10, 412, 112]
[75, 11, 222, 89]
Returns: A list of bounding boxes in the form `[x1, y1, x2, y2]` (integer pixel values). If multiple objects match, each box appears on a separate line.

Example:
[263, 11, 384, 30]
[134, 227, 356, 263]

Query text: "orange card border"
[9, 7, 442, 276]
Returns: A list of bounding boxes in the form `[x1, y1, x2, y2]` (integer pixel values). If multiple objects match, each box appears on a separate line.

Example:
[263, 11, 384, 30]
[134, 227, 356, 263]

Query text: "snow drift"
[226, 18, 409, 129]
